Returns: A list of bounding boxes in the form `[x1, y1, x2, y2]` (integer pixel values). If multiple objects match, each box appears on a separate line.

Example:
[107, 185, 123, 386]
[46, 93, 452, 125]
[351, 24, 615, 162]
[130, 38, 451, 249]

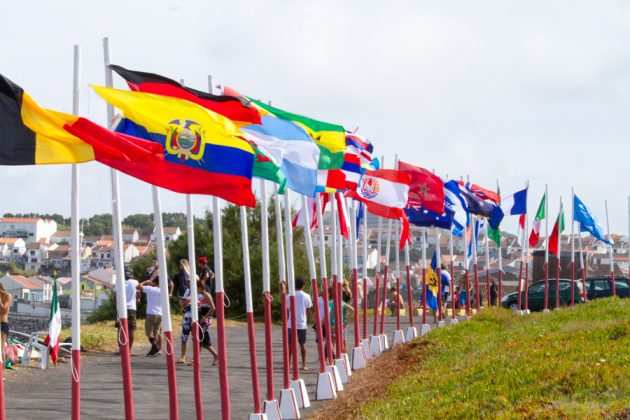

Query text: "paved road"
[4, 314, 451, 419]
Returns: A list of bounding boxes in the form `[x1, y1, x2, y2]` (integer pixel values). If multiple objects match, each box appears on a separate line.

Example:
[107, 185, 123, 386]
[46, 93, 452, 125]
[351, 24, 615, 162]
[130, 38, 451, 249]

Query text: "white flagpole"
[349, 199, 366, 369]
[449, 227, 457, 320]
[435, 228, 444, 324]
[524, 213, 531, 313]
[570, 188, 576, 306]
[421, 227, 430, 329]
[261, 181, 280, 417]
[370, 211, 383, 351]
[391, 220, 405, 345]
[102, 38, 134, 420]
[70, 44, 83, 420]
[361, 205, 369, 348]
[316, 196, 335, 369]
[152, 187, 179, 417]
[463, 219, 471, 317]
[485, 222, 491, 308]
[380, 217, 393, 347]
[555, 198, 563, 309]
[544, 184, 550, 312]
[472, 216, 480, 311]
[284, 192, 310, 408]
[605, 200, 616, 296]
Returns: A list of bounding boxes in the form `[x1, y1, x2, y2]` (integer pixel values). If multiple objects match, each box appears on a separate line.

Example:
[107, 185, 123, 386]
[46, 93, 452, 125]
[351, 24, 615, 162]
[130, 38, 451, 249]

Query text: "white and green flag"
[44, 273, 62, 366]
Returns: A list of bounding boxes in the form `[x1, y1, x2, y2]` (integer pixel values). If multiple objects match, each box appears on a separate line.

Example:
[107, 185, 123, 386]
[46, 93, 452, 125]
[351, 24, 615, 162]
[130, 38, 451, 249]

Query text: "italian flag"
[528, 193, 546, 247]
[548, 204, 565, 256]
[44, 274, 61, 366]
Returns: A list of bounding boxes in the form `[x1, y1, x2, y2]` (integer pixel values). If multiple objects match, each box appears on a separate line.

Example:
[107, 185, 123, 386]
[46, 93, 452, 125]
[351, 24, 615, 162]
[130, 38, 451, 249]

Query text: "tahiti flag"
[529, 192, 547, 247]
[574, 194, 612, 244]
[548, 203, 565, 256]
[398, 161, 445, 214]
[425, 251, 439, 312]
[349, 169, 411, 249]
[93, 86, 257, 207]
[44, 273, 61, 366]
[109, 65, 261, 124]
[248, 99, 346, 170]
[241, 113, 319, 197]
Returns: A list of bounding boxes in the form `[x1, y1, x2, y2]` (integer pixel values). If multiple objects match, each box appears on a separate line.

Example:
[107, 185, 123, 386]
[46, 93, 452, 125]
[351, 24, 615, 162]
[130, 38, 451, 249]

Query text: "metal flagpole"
[276, 191, 299, 419]
[404, 234, 417, 339]
[524, 213, 531, 314]
[185, 194, 203, 419]
[421, 227, 430, 332]
[578, 222, 586, 304]
[449, 227, 457, 321]
[370, 212, 383, 355]
[361, 205, 370, 354]
[436, 228, 444, 325]
[152, 187, 179, 419]
[628, 197, 630, 295]
[329, 194, 342, 360]
[472, 216, 480, 311]
[260, 182, 280, 418]
[70, 44, 84, 420]
[555, 198, 563, 309]
[380, 217, 393, 347]
[517, 227, 525, 312]
[485, 222, 491, 308]
[463, 219, 471, 317]
[544, 185, 550, 312]
[316, 196, 333, 366]
[302, 195, 336, 400]
[392, 220, 405, 345]
[102, 38, 134, 420]
[284, 192, 310, 409]
[605, 200, 615, 296]
[497, 231, 503, 307]
[349, 199, 367, 369]
[239, 206, 264, 415]
[335, 197, 351, 380]
[570, 188, 576, 306]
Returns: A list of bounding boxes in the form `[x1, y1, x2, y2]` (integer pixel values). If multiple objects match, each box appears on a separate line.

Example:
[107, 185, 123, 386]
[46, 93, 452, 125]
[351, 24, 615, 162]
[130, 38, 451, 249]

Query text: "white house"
[0, 217, 57, 244]
[23, 241, 58, 272]
[90, 241, 114, 269]
[50, 230, 72, 244]
[151, 226, 182, 242]
[0, 274, 45, 301]
[122, 229, 139, 243]
[0, 238, 26, 263]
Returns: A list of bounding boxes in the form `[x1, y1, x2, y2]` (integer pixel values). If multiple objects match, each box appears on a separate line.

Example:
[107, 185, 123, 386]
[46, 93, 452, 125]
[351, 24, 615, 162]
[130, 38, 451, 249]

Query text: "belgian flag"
[0, 74, 257, 207]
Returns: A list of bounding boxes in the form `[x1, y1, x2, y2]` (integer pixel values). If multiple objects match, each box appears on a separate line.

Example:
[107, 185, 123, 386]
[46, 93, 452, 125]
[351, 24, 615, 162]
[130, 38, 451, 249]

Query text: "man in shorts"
[177, 278, 218, 366]
[137, 276, 163, 356]
[114, 268, 139, 351]
[0, 283, 12, 352]
[287, 277, 312, 371]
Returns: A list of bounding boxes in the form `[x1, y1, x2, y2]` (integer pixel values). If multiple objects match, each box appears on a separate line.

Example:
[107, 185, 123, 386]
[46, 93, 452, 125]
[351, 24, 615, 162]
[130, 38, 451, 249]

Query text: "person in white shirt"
[137, 276, 164, 357]
[287, 277, 313, 371]
[113, 268, 139, 351]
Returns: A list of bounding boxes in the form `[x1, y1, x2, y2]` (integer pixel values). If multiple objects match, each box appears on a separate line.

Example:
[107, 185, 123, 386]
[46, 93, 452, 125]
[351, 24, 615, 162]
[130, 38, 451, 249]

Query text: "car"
[584, 277, 629, 300]
[501, 279, 585, 312]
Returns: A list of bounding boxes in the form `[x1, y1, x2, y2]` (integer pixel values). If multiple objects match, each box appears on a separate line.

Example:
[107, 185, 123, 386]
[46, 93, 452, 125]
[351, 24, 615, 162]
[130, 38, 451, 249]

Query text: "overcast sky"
[2, 0, 630, 235]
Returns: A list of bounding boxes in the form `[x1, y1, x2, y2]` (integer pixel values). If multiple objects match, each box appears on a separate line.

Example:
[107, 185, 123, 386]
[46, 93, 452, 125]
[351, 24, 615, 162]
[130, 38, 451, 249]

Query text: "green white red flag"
[44, 273, 62, 366]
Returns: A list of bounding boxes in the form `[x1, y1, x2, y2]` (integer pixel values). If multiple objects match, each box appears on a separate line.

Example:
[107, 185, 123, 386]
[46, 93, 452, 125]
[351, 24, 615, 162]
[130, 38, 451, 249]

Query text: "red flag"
[398, 161, 445, 214]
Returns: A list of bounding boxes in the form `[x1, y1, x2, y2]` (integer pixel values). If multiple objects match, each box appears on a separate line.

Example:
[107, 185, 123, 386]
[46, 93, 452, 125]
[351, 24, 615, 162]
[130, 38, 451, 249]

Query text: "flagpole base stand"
[263, 400, 281, 420]
[315, 372, 337, 400]
[392, 330, 405, 347]
[341, 353, 352, 377]
[248, 414, 268, 420]
[360, 338, 371, 359]
[437, 320, 446, 328]
[369, 335, 382, 356]
[326, 364, 343, 392]
[351, 346, 367, 370]
[420, 324, 431, 336]
[379, 334, 389, 350]
[290, 379, 310, 409]
[523, 309, 531, 315]
[405, 326, 417, 341]
[334, 358, 349, 384]
[542, 309, 550, 314]
[447, 318, 459, 325]
[279, 388, 300, 419]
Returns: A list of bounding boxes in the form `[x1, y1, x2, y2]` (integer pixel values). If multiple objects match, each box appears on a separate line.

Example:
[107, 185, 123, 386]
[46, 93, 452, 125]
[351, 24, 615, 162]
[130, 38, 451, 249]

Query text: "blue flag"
[574, 194, 612, 244]
[356, 201, 364, 239]
[424, 250, 439, 312]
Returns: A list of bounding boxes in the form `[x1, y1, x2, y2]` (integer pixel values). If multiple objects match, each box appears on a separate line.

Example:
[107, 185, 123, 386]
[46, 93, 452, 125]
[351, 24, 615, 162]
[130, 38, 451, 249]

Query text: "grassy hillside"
[314, 298, 629, 419]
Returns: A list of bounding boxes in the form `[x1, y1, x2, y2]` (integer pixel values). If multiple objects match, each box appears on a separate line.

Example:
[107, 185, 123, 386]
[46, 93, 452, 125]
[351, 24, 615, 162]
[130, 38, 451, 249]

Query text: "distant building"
[122, 229, 139, 243]
[151, 226, 182, 242]
[0, 274, 47, 301]
[0, 238, 26, 263]
[50, 230, 72, 244]
[0, 217, 57, 244]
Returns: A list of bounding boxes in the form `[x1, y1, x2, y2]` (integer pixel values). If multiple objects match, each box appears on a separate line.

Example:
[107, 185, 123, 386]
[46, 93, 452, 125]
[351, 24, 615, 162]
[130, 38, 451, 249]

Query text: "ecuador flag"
[0, 74, 256, 206]
[93, 86, 257, 206]
[247, 98, 346, 170]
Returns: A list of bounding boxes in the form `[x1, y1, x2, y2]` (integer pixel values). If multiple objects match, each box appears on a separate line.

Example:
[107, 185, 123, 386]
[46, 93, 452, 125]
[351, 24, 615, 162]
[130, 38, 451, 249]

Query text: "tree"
[122, 214, 154, 236]
[162, 212, 187, 230]
[81, 214, 113, 236]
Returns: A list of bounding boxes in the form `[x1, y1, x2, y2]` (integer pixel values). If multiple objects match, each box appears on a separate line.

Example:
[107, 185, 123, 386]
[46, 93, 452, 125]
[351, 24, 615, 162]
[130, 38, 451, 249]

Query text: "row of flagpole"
[10, 38, 628, 420]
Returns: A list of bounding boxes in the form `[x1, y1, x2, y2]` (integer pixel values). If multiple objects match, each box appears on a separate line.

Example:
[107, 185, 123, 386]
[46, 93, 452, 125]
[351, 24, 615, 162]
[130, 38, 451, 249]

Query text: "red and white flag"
[349, 169, 411, 249]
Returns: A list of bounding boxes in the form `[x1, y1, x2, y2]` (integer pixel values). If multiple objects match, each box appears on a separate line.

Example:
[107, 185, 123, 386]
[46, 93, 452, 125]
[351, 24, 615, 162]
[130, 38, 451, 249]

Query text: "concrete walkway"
[4, 314, 450, 419]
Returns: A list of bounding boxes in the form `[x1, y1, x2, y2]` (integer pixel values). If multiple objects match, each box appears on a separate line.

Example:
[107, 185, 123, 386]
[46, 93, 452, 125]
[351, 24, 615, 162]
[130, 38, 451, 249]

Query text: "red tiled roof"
[5, 274, 43, 290]
[0, 218, 40, 223]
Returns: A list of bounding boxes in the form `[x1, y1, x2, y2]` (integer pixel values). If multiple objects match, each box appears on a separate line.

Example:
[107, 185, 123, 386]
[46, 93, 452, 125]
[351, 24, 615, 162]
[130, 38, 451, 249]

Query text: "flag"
[549, 204, 565, 256]
[109, 65, 261, 124]
[349, 169, 411, 249]
[457, 181, 501, 204]
[458, 184, 504, 229]
[444, 180, 468, 236]
[241, 113, 320, 197]
[44, 273, 61, 366]
[501, 188, 527, 215]
[406, 206, 454, 231]
[398, 161, 445, 214]
[404, 180, 467, 236]
[425, 251, 439, 312]
[517, 214, 526, 246]
[573, 194, 612, 244]
[0, 74, 95, 164]
[316, 169, 347, 193]
[356, 201, 365, 239]
[342, 133, 375, 189]
[248, 98, 346, 169]
[336, 193, 350, 239]
[293, 195, 318, 229]
[487, 185, 502, 246]
[93, 86, 257, 206]
[529, 192, 547, 247]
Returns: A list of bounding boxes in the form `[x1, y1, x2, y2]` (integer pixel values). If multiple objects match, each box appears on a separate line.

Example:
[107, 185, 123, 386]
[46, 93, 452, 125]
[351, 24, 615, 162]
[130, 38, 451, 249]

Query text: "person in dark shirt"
[197, 256, 215, 293]
[490, 278, 498, 306]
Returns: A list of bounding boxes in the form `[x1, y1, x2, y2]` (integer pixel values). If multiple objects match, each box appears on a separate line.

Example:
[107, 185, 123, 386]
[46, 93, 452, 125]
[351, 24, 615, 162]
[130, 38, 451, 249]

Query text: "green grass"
[360, 298, 630, 419]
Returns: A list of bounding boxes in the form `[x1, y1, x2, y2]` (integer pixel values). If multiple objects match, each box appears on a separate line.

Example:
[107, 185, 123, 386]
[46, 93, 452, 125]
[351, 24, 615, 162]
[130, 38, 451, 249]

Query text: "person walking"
[197, 256, 214, 294]
[137, 276, 163, 356]
[174, 259, 190, 298]
[440, 263, 451, 315]
[177, 277, 218, 366]
[329, 285, 354, 357]
[114, 268, 139, 351]
[0, 283, 13, 353]
[287, 277, 312, 371]
[490, 278, 499, 306]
